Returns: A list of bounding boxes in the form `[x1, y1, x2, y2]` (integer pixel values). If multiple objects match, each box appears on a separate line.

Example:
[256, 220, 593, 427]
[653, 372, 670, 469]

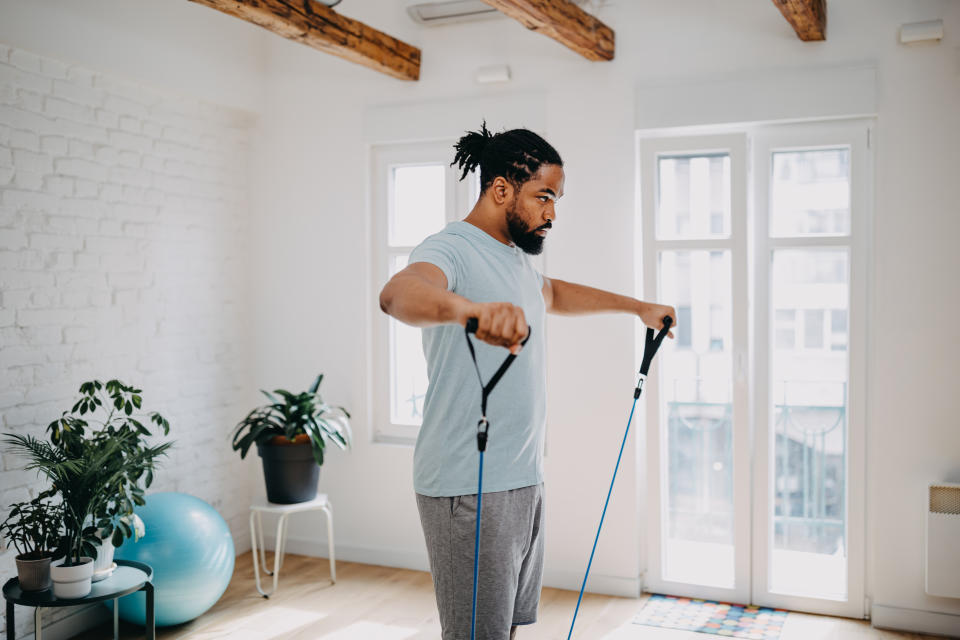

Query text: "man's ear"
[490, 176, 515, 206]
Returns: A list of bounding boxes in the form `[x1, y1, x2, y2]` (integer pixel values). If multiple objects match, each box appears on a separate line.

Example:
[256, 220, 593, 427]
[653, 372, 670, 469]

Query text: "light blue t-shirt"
[409, 221, 546, 498]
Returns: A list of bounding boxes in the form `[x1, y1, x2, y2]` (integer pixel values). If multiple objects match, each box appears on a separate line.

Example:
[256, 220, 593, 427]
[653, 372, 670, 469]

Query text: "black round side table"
[2, 558, 154, 640]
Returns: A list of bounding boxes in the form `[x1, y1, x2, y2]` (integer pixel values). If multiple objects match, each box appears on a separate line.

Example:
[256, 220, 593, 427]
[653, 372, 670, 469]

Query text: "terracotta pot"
[268, 434, 311, 446]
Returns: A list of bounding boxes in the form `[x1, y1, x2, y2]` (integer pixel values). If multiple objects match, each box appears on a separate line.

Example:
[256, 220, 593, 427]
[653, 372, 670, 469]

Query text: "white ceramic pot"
[93, 533, 115, 572]
[50, 556, 94, 599]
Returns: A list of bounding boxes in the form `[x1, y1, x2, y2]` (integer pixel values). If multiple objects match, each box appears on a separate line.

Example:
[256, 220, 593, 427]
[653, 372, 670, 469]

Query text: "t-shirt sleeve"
[408, 234, 463, 292]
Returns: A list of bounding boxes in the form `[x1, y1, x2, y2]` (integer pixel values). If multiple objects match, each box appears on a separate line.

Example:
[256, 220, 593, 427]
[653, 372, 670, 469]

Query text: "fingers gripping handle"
[465, 317, 532, 348]
[639, 315, 673, 377]
[654, 314, 673, 345]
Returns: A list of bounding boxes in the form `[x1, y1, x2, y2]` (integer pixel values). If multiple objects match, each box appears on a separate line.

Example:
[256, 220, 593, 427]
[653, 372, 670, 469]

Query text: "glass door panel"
[640, 133, 749, 604]
[752, 118, 869, 618]
[769, 249, 850, 600]
[659, 249, 735, 588]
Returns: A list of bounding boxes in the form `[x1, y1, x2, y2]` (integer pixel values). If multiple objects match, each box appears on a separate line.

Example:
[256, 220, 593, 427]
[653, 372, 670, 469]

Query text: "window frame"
[637, 117, 872, 618]
[751, 118, 872, 617]
[638, 132, 752, 605]
[370, 141, 478, 445]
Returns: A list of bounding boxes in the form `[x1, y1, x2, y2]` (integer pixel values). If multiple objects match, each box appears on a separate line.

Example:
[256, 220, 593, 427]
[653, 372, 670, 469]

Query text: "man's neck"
[463, 205, 512, 247]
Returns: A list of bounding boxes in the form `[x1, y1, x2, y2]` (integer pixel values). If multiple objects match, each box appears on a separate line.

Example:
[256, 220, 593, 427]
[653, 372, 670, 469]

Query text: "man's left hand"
[638, 302, 677, 339]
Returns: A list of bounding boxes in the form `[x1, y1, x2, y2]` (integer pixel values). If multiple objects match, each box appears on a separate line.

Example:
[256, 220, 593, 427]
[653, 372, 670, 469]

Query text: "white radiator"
[925, 483, 960, 598]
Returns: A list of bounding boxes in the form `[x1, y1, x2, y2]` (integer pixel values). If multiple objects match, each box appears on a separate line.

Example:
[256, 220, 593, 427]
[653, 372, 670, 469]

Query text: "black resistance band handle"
[639, 315, 673, 377]
[464, 316, 532, 452]
[464, 317, 532, 351]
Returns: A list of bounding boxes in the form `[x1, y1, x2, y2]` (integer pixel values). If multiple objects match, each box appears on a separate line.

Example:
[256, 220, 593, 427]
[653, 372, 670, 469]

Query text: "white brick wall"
[0, 43, 258, 638]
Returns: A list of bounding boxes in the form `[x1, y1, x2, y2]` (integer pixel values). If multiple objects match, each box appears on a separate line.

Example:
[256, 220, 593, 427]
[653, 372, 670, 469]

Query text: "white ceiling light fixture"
[407, 0, 603, 27]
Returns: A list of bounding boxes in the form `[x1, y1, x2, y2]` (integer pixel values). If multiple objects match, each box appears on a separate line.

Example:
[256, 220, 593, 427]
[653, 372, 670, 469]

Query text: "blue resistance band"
[464, 318, 531, 640]
[462, 314, 670, 640]
[567, 315, 672, 640]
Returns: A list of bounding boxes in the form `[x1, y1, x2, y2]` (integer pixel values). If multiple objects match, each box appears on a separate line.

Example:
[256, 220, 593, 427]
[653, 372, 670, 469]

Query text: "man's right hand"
[459, 302, 529, 355]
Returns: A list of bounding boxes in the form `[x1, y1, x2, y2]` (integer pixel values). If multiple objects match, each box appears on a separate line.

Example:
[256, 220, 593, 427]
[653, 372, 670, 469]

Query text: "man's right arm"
[379, 262, 467, 328]
[379, 262, 528, 353]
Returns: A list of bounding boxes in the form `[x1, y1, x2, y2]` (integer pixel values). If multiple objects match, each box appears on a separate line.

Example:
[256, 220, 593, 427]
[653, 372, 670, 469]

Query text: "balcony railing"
[665, 382, 847, 552]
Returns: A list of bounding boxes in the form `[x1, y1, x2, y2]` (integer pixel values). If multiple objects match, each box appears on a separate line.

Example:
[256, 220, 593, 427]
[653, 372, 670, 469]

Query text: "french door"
[638, 119, 871, 618]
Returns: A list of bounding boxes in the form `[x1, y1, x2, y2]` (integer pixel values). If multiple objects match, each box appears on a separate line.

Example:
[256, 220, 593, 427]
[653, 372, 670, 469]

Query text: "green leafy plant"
[0, 496, 64, 560]
[3, 379, 172, 566]
[232, 373, 351, 466]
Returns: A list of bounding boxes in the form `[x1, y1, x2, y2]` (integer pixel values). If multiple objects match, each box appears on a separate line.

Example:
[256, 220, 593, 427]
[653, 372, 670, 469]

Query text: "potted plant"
[89, 511, 145, 580]
[0, 496, 64, 591]
[3, 379, 171, 598]
[232, 374, 351, 504]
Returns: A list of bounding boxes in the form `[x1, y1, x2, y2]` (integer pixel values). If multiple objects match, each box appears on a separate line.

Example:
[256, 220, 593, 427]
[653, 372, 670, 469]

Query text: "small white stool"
[249, 493, 336, 598]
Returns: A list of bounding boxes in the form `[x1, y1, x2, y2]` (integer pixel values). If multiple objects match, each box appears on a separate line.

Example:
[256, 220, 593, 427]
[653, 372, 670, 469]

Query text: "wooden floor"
[70, 551, 935, 640]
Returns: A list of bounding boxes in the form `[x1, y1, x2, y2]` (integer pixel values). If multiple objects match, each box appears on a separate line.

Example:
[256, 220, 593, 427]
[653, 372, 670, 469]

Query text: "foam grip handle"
[662, 315, 673, 330]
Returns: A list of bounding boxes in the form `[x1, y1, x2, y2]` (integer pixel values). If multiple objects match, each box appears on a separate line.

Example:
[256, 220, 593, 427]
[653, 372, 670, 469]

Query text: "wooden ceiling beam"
[188, 0, 421, 81]
[771, 0, 826, 41]
[480, 0, 614, 61]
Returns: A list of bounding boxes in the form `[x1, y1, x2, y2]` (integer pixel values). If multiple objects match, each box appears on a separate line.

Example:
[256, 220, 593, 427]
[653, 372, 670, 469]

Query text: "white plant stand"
[248, 493, 335, 598]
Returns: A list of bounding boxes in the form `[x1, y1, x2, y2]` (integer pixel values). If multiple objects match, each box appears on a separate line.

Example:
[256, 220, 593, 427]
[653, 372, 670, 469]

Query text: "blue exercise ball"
[107, 492, 235, 626]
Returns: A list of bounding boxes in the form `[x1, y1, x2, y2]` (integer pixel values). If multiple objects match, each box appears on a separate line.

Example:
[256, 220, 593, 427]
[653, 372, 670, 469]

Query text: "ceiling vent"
[407, 0, 602, 27]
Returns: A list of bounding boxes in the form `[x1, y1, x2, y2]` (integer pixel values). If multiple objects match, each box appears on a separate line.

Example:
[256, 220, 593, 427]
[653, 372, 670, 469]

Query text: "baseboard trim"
[263, 533, 431, 574]
[871, 603, 960, 638]
[541, 567, 641, 598]
[261, 534, 642, 598]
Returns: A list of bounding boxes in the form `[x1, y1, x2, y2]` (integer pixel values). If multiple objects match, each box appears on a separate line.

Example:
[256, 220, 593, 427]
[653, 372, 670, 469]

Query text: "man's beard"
[506, 202, 549, 255]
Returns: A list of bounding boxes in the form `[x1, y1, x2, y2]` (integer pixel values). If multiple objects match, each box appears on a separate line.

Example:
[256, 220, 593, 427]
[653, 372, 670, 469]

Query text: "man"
[378, 123, 676, 639]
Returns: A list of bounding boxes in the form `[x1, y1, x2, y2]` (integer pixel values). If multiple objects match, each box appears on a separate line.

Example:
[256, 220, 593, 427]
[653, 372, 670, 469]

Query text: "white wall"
[0, 0, 958, 637]
[0, 0, 266, 113]
[249, 0, 960, 633]
[0, 1, 266, 636]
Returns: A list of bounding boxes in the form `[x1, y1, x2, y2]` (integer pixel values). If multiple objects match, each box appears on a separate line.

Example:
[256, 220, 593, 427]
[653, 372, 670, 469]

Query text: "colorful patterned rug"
[632, 594, 789, 639]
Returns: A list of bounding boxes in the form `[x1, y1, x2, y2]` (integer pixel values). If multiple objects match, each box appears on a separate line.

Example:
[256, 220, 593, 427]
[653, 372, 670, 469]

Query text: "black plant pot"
[257, 439, 320, 504]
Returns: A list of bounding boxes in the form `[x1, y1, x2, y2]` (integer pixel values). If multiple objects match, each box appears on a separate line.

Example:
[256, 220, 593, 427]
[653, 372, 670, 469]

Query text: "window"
[657, 154, 731, 240]
[639, 118, 871, 616]
[677, 305, 692, 349]
[371, 142, 479, 443]
[775, 310, 796, 350]
[830, 309, 848, 352]
[760, 124, 866, 607]
[642, 135, 743, 593]
[770, 149, 850, 237]
[803, 309, 825, 349]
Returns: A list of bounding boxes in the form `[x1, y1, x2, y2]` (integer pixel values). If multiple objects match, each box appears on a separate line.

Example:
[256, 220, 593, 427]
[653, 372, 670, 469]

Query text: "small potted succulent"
[232, 374, 351, 504]
[0, 496, 64, 591]
[3, 379, 171, 598]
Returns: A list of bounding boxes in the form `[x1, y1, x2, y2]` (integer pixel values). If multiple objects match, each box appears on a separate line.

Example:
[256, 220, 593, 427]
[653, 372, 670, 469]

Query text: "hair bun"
[451, 121, 494, 181]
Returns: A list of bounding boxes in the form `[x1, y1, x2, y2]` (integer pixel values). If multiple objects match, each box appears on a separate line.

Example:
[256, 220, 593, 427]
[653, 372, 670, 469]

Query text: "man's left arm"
[542, 276, 677, 339]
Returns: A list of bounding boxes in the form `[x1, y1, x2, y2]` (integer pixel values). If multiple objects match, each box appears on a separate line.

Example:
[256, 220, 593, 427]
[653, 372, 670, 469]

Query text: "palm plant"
[3, 379, 172, 566]
[232, 373, 351, 466]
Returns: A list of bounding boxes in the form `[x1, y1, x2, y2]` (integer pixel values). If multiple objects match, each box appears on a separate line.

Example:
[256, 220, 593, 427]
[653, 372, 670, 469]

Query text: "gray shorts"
[416, 483, 545, 640]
